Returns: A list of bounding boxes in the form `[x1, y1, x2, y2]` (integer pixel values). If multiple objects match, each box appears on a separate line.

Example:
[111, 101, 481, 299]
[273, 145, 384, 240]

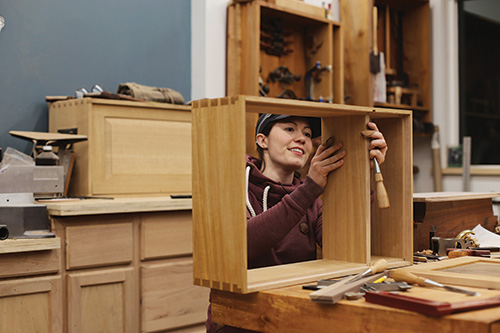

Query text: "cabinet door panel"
[141, 258, 209, 332]
[0, 276, 62, 333]
[68, 267, 136, 332]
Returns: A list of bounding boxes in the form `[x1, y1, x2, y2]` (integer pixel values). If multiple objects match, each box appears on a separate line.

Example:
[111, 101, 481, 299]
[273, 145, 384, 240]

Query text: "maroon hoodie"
[206, 155, 325, 333]
[245, 154, 325, 268]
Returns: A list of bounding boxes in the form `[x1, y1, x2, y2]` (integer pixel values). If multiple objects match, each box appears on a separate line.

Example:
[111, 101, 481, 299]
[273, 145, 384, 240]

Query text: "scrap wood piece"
[309, 272, 386, 304]
[365, 291, 500, 316]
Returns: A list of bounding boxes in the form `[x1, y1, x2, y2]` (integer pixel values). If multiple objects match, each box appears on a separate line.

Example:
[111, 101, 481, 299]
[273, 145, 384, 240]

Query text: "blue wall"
[0, 0, 191, 155]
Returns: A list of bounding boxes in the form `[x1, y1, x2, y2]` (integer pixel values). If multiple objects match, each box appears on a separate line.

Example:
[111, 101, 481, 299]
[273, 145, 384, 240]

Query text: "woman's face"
[260, 117, 313, 174]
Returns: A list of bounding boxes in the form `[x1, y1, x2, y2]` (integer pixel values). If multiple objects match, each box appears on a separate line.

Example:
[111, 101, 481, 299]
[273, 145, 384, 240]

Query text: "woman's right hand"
[307, 137, 346, 188]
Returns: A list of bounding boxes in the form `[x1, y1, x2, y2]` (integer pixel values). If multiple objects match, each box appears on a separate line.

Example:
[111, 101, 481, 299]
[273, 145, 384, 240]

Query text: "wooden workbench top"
[413, 191, 500, 202]
[211, 279, 500, 332]
[43, 196, 192, 216]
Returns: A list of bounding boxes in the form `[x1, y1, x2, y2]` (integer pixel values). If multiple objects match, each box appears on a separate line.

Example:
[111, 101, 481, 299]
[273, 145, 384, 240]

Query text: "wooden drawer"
[0, 238, 61, 279]
[66, 222, 133, 269]
[141, 258, 209, 332]
[0, 276, 63, 332]
[48, 98, 192, 197]
[141, 211, 192, 260]
[0, 249, 60, 279]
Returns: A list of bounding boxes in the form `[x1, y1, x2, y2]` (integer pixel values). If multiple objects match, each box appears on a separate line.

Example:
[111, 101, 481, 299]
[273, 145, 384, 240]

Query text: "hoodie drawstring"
[246, 165, 271, 217]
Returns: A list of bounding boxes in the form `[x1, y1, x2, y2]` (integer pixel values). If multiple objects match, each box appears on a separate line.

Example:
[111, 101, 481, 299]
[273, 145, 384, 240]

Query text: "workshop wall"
[0, 0, 191, 155]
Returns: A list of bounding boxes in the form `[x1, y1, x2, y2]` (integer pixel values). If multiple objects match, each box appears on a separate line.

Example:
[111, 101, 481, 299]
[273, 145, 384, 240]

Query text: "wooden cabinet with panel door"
[47, 197, 208, 333]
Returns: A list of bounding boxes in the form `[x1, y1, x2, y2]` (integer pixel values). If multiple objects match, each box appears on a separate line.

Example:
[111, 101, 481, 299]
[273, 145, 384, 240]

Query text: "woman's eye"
[304, 132, 312, 138]
[284, 127, 294, 132]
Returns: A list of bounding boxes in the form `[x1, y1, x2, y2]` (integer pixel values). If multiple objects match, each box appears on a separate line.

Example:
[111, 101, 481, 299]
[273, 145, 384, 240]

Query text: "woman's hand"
[307, 137, 346, 188]
[365, 121, 388, 165]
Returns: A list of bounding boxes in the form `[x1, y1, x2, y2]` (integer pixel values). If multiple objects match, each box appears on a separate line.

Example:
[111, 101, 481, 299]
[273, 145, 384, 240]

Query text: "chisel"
[361, 130, 390, 209]
[347, 259, 388, 284]
[392, 270, 480, 296]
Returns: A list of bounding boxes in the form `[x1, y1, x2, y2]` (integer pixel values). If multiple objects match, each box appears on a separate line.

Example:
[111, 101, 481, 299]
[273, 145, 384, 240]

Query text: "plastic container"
[35, 146, 59, 166]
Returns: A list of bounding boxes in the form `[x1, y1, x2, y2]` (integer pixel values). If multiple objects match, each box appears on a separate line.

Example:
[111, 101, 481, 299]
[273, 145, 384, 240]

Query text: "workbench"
[210, 277, 500, 332]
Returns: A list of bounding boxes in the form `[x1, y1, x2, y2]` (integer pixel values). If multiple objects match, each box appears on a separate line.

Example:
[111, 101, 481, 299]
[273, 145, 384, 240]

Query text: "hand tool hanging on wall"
[392, 270, 480, 296]
[305, 61, 332, 101]
[260, 18, 293, 57]
[361, 130, 390, 209]
[369, 6, 381, 74]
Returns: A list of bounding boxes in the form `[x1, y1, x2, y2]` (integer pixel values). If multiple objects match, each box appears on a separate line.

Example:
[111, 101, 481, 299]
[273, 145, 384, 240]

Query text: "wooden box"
[49, 98, 192, 197]
[192, 95, 413, 293]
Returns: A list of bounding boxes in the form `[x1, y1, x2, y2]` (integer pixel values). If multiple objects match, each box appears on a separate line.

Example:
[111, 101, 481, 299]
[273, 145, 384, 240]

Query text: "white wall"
[429, 0, 500, 193]
[191, 0, 227, 101]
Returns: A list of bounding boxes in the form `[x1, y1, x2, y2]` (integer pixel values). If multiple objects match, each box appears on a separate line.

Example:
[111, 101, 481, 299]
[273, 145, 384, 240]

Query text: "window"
[458, 0, 500, 164]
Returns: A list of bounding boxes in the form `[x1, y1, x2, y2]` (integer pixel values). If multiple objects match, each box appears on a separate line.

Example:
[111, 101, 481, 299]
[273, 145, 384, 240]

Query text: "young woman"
[207, 114, 388, 332]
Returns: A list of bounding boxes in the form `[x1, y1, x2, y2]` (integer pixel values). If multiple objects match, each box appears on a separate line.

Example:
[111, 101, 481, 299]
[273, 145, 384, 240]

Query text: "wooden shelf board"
[246, 257, 411, 293]
[44, 196, 192, 216]
[0, 237, 60, 254]
[374, 102, 428, 112]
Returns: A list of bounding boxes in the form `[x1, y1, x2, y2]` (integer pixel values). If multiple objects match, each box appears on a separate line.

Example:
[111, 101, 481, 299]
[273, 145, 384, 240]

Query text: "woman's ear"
[256, 133, 268, 149]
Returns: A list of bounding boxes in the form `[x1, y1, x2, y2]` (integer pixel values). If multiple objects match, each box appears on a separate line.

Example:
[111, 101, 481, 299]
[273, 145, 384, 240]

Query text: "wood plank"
[0, 237, 60, 254]
[192, 97, 248, 292]
[9, 130, 87, 142]
[45, 196, 192, 216]
[322, 115, 371, 263]
[341, 0, 372, 106]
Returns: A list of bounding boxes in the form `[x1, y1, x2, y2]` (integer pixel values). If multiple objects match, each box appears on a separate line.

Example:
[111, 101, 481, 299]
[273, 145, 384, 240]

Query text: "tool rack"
[191, 95, 413, 293]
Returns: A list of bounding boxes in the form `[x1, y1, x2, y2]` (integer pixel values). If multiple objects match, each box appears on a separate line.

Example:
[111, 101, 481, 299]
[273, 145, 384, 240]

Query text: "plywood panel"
[192, 97, 248, 292]
[322, 115, 371, 263]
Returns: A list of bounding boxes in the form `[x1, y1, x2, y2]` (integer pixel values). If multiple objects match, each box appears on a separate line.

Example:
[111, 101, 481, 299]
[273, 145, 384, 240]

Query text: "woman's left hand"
[365, 122, 388, 165]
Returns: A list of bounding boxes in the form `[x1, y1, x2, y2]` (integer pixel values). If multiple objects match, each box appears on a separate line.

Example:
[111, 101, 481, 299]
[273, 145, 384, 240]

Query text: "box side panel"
[322, 115, 371, 263]
[49, 99, 92, 196]
[192, 98, 247, 292]
[371, 114, 413, 262]
[90, 105, 192, 195]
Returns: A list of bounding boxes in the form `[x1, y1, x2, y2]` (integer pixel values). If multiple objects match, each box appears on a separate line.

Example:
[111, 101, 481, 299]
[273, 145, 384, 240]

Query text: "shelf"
[374, 102, 428, 112]
[442, 167, 500, 176]
[0, 237, 60, 254]
[465, 112, 500, 120]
